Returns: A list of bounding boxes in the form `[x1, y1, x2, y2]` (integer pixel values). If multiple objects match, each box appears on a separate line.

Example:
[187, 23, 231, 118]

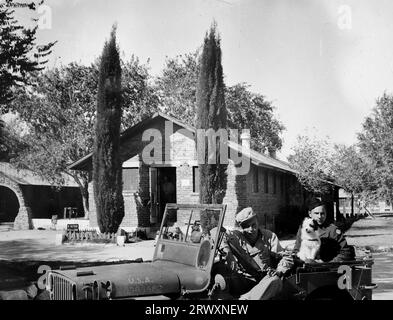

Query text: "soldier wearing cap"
[293, 199, 354, 262]
[221, 207, 294, 300]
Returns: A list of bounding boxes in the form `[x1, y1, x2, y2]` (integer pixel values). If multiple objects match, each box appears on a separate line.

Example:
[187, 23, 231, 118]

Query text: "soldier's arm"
[337, 230, 348, 250]
[330, 226, 352, 261]
[218, 230, 239, 270]
[269, 231, 284, 254]
[329, 226, 348, 249]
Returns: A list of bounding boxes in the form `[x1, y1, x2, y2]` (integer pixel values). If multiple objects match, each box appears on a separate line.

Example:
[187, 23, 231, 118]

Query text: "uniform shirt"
[293, 222, 348, 262]
[223, 227, 284, 276]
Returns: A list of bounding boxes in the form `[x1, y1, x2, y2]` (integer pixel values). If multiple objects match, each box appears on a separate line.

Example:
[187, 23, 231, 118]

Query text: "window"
[193, 166, 200, 193]
[252, 167, 259, 193]
[281, 175, 285, 195]
[122, 168, 139, 192]
[273, 172, 277, 194]
[264, 170, 269, 193]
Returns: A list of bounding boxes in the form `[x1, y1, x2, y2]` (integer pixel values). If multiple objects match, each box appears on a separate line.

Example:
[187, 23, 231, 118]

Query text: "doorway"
[0, 186, 20, 223]
[150, 167, 176, 225]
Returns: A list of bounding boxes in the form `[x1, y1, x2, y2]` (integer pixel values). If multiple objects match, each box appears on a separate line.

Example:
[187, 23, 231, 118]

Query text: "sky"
[11, 0, 393, 159]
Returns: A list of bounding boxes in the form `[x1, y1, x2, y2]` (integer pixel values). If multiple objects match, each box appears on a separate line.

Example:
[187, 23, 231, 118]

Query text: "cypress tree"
[196, 23, 228, 204]
[93, 26, 124, 233]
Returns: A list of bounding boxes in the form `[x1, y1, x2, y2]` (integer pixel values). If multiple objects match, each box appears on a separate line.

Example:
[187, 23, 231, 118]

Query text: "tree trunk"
[80, 184, 89, 219]
[351, 193, 354, 215]
[69, 171, 90, 220]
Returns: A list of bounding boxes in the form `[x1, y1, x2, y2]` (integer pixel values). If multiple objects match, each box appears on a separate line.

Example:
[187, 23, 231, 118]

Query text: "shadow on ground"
[0, 239, 106, 261]
[0, 259, 144, 290]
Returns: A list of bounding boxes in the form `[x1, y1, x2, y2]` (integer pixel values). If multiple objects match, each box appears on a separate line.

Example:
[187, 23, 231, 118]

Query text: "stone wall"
[0, 173, 32, 230]
[237, 164, 295, 231]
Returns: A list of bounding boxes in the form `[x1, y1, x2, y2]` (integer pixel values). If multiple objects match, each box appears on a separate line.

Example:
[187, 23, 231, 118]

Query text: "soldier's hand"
[225, 251, 238, 271]
[282, 255, 294, 267]
[276, 255, 294, 274]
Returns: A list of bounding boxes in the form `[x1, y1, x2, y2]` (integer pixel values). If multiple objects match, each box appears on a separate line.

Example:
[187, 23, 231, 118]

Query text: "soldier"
[222, 207, 294, 300]
[293, 199, 354, 262]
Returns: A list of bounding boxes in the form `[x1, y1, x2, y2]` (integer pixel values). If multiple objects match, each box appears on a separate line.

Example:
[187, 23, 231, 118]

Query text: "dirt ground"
[0, 230, 156, 262]
[0, 229, 296, 263]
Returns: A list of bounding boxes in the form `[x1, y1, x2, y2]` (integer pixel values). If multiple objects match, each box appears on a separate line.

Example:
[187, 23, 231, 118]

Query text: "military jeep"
[45, 203, 376, 300]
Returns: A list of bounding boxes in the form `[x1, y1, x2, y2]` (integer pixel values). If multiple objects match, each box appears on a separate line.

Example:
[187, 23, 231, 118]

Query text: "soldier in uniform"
[221, 207, 294, 300]
[293, 199, 354, 262]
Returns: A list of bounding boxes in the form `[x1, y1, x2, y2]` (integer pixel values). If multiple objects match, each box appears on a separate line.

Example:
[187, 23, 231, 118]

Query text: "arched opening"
[0, 185, 20, 223]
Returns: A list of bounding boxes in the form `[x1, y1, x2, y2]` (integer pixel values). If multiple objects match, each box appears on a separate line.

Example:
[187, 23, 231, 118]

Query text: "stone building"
[0, 162, 84, 229]
[70, 112, 339, 234]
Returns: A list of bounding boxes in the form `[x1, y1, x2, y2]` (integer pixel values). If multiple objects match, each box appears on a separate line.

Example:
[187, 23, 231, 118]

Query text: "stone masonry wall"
[0, 173, 32, 230]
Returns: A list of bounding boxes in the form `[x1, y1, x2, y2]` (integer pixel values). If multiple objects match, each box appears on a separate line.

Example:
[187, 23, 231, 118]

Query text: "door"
[158, 167, 176, 223]
[150, 167, 177, 225]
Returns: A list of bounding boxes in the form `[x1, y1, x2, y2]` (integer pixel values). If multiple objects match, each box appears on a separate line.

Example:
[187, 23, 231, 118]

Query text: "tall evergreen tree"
[93, 26, 124, 233]
[196, 23, 227, 204]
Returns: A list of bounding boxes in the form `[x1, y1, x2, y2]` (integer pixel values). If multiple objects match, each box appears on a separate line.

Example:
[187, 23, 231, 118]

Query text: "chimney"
[269, 149, 276, 158]
[240, 130, 250, 150]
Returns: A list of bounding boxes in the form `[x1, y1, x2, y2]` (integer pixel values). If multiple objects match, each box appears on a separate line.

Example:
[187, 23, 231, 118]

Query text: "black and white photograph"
[1, 0, 392, 307]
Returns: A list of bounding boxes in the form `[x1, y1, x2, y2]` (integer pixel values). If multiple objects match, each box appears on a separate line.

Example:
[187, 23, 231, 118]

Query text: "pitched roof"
[0, 162, 78, 187]
[68, 112, 295, 174]
[227, 140, 296, 173]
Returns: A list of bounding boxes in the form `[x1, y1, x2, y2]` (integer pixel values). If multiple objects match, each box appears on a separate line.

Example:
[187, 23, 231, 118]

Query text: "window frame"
[264, 169, 269, 193]
[122, 167, 139, 192]
[192, 166, 200, 194]
[252, 166, 259, 193]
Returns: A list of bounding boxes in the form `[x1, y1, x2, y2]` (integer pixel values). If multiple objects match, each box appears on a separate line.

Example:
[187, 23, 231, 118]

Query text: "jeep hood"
[49, 262, 181, 299]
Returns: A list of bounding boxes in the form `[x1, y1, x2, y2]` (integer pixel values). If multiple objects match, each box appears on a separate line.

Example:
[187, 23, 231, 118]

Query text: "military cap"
[235, 207, 256, 224]
[308, 198, 326, 211]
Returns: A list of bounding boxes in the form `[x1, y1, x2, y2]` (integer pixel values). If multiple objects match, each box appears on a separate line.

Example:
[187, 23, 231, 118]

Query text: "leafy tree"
[7, 56, 158, 218]
[226, 83, 284, 154]
[8, 63, 98, 217]
[0, 0, 56, 107]
[0, 116, 27, 161]
[289, 135, 375, 204]
[155, 51, 199, 125]
[196, 24, 227, 204]
[331, 144, 376, 198]
[291, 93, 393, 210]
[154, 51, 284, 153]
[288, 135, 335, 194]
[121, 56, 160, 129]
[358, 93, 393, 204]
[93, 27, 124, 233]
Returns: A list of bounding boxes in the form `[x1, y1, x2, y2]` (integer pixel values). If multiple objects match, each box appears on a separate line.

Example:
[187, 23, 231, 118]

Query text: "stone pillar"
[13, 206, 33, 230]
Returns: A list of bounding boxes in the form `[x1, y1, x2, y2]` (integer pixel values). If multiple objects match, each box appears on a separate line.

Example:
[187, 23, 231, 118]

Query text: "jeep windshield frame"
[153, 203, 226, 269]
